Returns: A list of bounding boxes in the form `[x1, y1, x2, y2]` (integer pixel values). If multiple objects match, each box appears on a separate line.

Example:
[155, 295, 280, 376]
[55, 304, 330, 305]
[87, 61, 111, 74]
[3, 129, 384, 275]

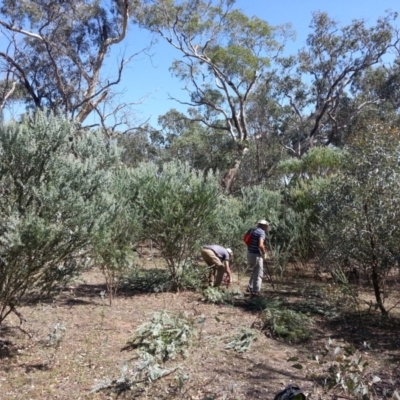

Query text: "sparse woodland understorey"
[1, 1, 400, 399]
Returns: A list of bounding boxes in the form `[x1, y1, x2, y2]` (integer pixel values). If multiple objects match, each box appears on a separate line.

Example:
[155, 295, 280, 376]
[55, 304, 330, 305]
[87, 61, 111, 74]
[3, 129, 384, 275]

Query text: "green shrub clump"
[261, 308, 313, 343]
[126, 311, 196, 362]
[201, 286, 243, 304]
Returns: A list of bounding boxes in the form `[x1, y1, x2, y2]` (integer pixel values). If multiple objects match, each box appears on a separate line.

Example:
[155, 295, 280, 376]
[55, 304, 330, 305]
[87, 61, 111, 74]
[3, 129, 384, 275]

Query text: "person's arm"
[265, 237, 273, 260]
[258, 237, 267, 258]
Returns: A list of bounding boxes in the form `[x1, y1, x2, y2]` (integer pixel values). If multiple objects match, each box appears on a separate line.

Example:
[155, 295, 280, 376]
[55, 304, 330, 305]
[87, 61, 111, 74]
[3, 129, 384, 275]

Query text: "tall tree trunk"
[371, 263, 387, 315]
[221, 147, 248, 192]
[365, 202, 387, 315]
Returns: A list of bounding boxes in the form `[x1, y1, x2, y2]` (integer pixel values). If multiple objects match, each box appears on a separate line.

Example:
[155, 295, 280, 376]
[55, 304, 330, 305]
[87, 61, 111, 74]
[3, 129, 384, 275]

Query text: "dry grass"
[1, 261, 400, 400]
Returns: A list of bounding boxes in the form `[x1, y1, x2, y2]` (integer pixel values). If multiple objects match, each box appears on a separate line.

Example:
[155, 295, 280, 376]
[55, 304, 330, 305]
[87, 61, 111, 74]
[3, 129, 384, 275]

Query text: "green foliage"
[121, 262, 208, 294]
[293, 298, 340, 319]
[317, 126, 400, 314]
[118, 127, 162, 168]
[157, 109, 235, 175]
[201, 194, 242, 262]
[234, 134, 287, 191]
[91, 168, 142, 305]
[132, 160, 221, 287]
[91, 311, 195, 396]
[272, 207, 313, 271]
[261, 305, 313, 343]
[0, 0, 130, 125]
[126, 311, 196, 362]
[244, 295, 280, 311]
[201, 286, 243, 305]
[286, 176, 332, 218]
[278, 147, 345, 178]
[312, 339, 386, 400]
[178, 262, 210, 291]
[121, 268, 172, 293]
[273, 148, 347, 267]
[239, 185, 283, 224]
[0, 111, 122, 324]
[274, 11, 396, 154]
[224, 327, 258, 353]
[201, 286, 228, 304]
[235, 186, 283, 266]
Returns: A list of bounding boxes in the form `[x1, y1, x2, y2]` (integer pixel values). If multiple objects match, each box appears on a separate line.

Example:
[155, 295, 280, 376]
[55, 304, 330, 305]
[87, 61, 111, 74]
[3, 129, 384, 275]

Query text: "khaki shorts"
[201, 248, 223, 267]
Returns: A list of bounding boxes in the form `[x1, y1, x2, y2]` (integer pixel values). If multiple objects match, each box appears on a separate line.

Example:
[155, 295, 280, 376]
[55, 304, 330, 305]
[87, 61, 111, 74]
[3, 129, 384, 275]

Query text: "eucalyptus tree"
[0, 0, 137, 131]
[352, 59, 400, 113]
[118, 124, 163, 167]
[157, 108, 235, 174]
[134, 0, 290, 191]
[268, 11, 397, 156]
[337, 62, 400, 146]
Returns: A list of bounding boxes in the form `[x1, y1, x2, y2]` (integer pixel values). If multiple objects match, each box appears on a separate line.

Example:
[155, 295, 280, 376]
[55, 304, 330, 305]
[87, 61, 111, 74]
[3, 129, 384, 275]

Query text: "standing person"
[201, 245, 233, 287]
[246, 219, 270, 296]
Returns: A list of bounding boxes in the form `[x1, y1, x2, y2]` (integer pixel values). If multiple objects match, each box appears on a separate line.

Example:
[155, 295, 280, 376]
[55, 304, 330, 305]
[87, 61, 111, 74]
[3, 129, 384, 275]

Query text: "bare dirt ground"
[1, 259, 400, 400]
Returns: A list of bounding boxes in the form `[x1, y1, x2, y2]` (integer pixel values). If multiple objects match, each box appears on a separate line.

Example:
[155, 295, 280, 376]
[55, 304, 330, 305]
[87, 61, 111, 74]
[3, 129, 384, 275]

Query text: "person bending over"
[201, 245, 233, 287]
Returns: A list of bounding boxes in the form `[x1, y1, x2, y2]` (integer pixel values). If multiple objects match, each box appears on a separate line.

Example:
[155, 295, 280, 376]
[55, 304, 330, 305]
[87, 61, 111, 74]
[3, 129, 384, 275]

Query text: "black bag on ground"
[273, 384, 306, 400]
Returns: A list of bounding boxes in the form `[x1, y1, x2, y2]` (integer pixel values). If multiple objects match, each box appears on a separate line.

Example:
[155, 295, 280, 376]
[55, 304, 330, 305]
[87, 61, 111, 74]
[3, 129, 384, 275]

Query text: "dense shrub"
[126, 311, 195, 361]
[131, 160, 221, 287]
[261, 307, 314, 343]
[0, 111, 125, 323]
[92, 167, 142, 305]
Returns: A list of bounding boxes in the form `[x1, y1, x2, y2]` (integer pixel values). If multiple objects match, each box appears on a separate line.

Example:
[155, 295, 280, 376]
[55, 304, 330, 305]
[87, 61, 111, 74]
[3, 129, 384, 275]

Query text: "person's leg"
[253, 257, 264, 294]
[247, 253, 257, 292]
[208, 267, 216, 285]
[248, 254, 263, 294]
[214, 264, 226, 287]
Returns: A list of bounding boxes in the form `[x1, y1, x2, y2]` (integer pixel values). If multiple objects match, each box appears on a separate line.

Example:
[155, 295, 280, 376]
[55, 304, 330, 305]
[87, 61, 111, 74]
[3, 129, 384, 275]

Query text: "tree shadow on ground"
[54, 283, 108, 307]
[0, 326, 24, 360]
[15, 282, 108, 308]
[118, 268, 207, 296]
[118, 268, 171, 295]
[212, 360, 310, 400]
[214, 361, 307, 381]
[0, 338, 15, 359]
[71, 282, 107, 298]
[24, 362, 51, 373]
[317, 311, 400, 352]
[61, 297, 97, 307]
[229, 282, 400, 357]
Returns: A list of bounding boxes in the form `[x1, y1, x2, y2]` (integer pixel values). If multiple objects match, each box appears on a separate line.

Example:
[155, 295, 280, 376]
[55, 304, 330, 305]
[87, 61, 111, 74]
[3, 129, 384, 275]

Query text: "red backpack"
[243, 228, 253, 246]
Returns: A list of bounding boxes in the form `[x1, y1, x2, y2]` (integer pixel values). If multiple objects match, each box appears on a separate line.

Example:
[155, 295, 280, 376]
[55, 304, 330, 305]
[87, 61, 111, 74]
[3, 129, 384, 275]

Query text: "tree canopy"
[0, 0, 136, 133]
[133, 0, 292, 190]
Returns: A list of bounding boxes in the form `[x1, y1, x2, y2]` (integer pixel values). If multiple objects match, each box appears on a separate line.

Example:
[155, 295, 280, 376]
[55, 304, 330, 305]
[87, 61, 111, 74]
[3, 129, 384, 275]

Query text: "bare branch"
[0, 20, 45, 41]
[0, 51, 40, 107]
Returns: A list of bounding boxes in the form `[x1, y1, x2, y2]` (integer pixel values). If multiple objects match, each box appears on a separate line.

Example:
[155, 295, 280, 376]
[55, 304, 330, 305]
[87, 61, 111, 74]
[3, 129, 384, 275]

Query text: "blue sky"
[107, 0, 400, 128]
[2, 0, 399, 127]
